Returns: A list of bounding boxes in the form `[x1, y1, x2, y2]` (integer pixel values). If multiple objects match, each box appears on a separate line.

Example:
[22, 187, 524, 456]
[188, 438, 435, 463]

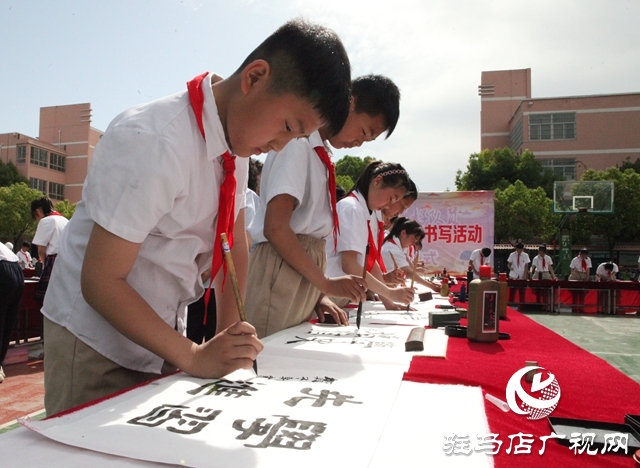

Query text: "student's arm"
[399, 265, 441, 292]
[469, 258, 478, 276]
[549, 263, 557, 280]
[263, 194, 366, 302]
[340, 250, 414, 308]
[81, 222, 262, 378]
[215, 208, 250, 332]
[36, 244, 46, 262]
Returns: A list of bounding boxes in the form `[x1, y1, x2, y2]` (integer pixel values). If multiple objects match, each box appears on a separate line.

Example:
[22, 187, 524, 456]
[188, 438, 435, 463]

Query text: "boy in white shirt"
[246, 75, 400, 337]
[41, 19, 352, 416]
[507, 242, 530, 279]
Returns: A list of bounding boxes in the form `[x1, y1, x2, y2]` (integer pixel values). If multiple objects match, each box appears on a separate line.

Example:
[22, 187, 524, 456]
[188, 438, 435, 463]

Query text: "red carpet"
[405, 308, 640, 466]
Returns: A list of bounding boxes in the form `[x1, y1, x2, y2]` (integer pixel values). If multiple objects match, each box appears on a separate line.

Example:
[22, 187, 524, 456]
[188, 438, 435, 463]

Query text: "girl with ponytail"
[325, 161, 415, 309]
[381, 217, 440, 293]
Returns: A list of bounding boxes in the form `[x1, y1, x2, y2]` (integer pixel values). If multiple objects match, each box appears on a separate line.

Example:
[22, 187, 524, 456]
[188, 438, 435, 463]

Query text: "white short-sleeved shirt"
[249, 131, 333, 245]
[507, 250, 530, 279]
[596, 262, 618, 280]
[17, 250, 32, 266]
[42, 72, 248, 374]
[569, 256, 592, 272]
[531, 254, 553, 272]
[381, 237, 409, 271]
[0, 242, 18, 262]
[325, 191, 376, 278]
[245, 188, 260, 232]
[469, 248, 491, 278]
[32, 214, 69, 256]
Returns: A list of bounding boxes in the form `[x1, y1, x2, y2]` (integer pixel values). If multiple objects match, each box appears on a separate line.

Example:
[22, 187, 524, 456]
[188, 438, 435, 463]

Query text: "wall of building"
[480, 68, 640, 179]
[0, 103, 102, 204]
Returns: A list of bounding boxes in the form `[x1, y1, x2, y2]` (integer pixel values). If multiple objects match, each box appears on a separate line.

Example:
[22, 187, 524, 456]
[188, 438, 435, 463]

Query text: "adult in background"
[0, 242, 24, 383]
[31, 197, 69, 300]
[596, 262, 619, 282]
[569, 248, 591, 281]
[507, 242, 530, 279]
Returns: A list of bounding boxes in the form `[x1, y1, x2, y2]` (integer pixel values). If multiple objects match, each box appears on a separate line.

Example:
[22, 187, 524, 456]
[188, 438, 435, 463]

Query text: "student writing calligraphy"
[381, 217, 440, 293]
[40, 19, 352, 416]
[325, 161, 415, 310]
[246, 75, 401, 338]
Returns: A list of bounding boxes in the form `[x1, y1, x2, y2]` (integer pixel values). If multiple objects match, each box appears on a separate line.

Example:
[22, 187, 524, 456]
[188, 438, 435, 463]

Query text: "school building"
[0, 103, 103, 204]
[479, 68, 640, 180]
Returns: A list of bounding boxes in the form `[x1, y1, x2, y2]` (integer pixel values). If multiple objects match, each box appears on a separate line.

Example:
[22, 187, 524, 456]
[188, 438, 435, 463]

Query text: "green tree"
[619, 157, 640, 173]
[0, 183, 43, 246]
[494, 180, 560, 244]
[570, 167, 640, 257]
[455, 148, 559, 197]
[335, 155, 375, 184]
[336, 174, 354, 192]
[0, 160, 28, 187]
[54, 199, 77, 219]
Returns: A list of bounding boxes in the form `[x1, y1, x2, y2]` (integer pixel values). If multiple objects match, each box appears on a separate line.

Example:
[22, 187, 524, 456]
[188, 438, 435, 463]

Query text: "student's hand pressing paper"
[314, 295, 349, 326]
[189, 321, 263, 378]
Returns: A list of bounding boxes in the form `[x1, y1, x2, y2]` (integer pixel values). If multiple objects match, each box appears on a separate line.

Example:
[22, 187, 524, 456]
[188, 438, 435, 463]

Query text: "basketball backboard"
[553, 180, 614, 214]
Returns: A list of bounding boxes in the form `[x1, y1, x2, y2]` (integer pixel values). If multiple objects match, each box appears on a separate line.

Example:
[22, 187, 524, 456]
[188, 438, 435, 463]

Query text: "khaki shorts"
[44, 317, 176, 416]
[245, 235, 325, 338]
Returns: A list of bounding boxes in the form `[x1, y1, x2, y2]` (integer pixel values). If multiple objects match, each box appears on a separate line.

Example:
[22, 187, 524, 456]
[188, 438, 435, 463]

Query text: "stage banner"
[403, 191, 494, 276]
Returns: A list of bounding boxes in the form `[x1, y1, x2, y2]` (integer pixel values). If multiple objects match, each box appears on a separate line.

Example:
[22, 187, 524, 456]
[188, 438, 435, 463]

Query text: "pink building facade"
[479, 68, 640, 180]
[0, 103, 103, 204]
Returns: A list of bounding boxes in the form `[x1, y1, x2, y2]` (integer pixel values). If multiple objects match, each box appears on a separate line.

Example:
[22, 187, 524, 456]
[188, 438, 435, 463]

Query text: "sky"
[1, 0, 639, 191]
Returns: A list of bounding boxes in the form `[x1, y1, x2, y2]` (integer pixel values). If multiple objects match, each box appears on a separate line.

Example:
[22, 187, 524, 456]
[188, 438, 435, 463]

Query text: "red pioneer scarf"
[187, 72, 236, 324]
[313, 145, 339, 251]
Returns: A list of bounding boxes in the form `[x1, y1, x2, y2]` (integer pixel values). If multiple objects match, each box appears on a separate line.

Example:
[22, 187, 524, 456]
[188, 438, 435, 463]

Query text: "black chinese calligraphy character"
[283, 388, 362, 407]
[233, 415, 326, 450]
[127, 404, 221, 435]
[187, 379, 259, 398]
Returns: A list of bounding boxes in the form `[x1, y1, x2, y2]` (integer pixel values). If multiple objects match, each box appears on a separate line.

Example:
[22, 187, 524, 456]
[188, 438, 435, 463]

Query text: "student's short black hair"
[481, 247, 492, 257]
[384, 216, 424, 243]
[236, 19, 352, 137]
[336, 185, 346, 201]
[31, 197, 55, 218]
[515, 242, 524, 249]
[604, 262, 614, 271]
[348, 160, 411, 204]
[539, 244, 547, 252]
[22, 241, 31, 248]
[579, 248, 589, 254]
[352, 75, 400, 138]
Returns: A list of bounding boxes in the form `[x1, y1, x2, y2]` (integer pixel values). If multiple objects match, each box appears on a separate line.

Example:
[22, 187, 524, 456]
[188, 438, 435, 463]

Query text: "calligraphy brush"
[356, 244, 370, 329]
[220, 233, 257, 374]
[407, 252, 419, 312]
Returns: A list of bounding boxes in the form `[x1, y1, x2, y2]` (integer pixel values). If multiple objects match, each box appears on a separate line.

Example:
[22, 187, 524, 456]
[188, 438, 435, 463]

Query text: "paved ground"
[524, 312, 640, 383]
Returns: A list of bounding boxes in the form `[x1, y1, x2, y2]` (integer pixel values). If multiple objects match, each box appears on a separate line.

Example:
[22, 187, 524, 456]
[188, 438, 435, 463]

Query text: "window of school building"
[29, 177, 47, 193]
[16, 145, 26, 163]
[30, 146, 48, 167]
[49, 182, 65, 200]
[529, 112, 576, 140]
[539, 158, 576, 180]
[50, 152, 66, 172]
